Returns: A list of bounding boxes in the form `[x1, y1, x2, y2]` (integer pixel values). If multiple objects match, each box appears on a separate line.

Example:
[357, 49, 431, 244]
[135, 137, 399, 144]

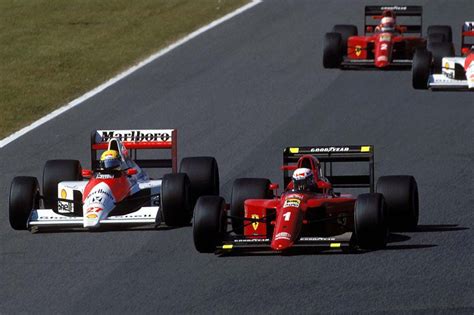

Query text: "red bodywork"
[347, 31, 425, 68]
[243, 155, 356, 251]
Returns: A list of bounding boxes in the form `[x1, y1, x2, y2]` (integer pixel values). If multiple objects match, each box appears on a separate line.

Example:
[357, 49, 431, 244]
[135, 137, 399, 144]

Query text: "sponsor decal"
[96, 174, 114, 179]
[380, 34, 391, 42]
[283, 198, 301, 208]
[60, 189, 67, 199]
[381, 43, 388, 51]
[275, 232, 291, 241]
[380, 6, 407, 11]
[87, 206, 103, 213]
[87, 213, 98, 219]
[58, 201, 73, 212]
[360, 146, 371, 152]
[100, 130, 171, 142]
[377, 56, 388, 62]
[444, 62, 450, 70]
[355, 45, 362, 56]
[310, 147, 349, 153]
[300, 237, 336, 241]
[251, 214, 260, 230]
[289, 147, 299, 154]
[234, 238, 269, 243]
[286, 194, 304, 200]
[86, 189, 114, 200]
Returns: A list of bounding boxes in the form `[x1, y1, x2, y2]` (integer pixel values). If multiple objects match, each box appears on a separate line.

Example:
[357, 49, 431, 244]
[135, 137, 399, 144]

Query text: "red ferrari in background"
[192, 146, 420, 254]
[323, 5, 452, 69]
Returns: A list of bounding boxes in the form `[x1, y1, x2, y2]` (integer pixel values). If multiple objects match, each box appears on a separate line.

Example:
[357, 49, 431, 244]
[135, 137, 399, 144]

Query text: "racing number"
[283, 212, 291, 221]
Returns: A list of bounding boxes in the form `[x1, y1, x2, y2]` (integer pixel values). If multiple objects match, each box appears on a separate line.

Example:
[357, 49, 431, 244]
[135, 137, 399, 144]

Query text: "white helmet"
[292, 168, 315, 191]
[380, 17, 395, 32]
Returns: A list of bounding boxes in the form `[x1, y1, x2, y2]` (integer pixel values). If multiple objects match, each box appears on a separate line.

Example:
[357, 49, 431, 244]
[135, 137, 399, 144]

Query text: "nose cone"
[375, 55, 390, 68]
[271, 232, 294, 251]
[83, 206, 104, 228]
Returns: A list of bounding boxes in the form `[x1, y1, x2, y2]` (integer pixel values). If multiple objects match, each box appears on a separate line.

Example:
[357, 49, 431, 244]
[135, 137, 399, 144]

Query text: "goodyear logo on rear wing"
[310, 147, 350, 153]
[380, 6, 407, 10]
[96, 130, 173, 143]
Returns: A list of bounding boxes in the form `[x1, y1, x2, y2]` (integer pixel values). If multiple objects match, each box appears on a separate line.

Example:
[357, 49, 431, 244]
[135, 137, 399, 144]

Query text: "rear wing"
[90, 129, 177, 172]
[283, 145, 374, 192]
[364, 5, 423, 35]
[462, 22, 474, 54]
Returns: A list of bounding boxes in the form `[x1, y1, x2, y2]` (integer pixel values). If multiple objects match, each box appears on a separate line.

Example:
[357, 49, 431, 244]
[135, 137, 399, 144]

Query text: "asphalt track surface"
[1, 0, 473, 313]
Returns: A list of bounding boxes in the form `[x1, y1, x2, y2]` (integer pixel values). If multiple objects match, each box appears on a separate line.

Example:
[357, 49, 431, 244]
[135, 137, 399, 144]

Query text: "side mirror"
[126, 168, 138, 176]
[269, 183, 279, 190]
[366, 26, 374, 33]
[82, 169, 93, 178]
[461, 47, 469, 56]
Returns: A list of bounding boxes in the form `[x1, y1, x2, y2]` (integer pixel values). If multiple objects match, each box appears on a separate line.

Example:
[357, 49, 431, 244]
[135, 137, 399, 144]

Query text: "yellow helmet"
[100, 150, 121, 170]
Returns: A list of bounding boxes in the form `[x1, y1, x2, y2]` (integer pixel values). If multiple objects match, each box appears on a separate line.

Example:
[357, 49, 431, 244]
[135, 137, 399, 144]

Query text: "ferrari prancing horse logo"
[251, 214, 259, 230]
[355, 45, 362, 57]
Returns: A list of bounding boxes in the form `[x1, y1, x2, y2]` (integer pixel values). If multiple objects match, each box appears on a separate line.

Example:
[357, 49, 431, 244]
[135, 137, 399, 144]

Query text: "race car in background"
[412, 21, 474, 90]
[323, 5, 452, 69]
[9, 129, 219, 232]
[192, 146, 419, 254]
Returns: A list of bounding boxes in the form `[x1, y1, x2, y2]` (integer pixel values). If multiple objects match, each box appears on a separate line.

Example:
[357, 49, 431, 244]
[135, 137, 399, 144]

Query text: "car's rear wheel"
[377, 176, 419, 231]
[230, 178, 273, 235]
[161, 173, 192, 227]
[427, 25, 453, 43]
[427, 42, 455, 73]
[323, 32, 343, 68]
[43, 160, 82, 211]
[332, 24, 358, 54]
[193, 196, 227, 253]
[412, 49, 432, 89]
[9, 176, 40, 230]
[180, 157, 219, 208]
[354, 193, 388, 249]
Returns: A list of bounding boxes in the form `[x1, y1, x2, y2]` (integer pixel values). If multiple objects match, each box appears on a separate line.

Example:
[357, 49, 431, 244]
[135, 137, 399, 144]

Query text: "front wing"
[428, 74, 473, 91]
[28, 206, 159, 231]
[341, 58, 412, 69]
[217, 232, 353, 252]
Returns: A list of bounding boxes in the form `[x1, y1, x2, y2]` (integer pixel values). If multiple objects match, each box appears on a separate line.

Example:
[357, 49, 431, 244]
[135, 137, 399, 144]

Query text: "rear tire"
[428, 42, 455, 73]
[427, 25, 453, 43]
[230, 178, 273, 235]
[180, 157, 219, 208]
[377, 176, 419, 231]
[354, 193, 388, 249]
[161, 173, 192, 227]
[43, 160, 82, 211]
[332, 24, 358, 53]
[193, 196, 227, 253]
[9, 176, 40, 230]
[323, 32, 343, 68]
[412, 49, 432, 89]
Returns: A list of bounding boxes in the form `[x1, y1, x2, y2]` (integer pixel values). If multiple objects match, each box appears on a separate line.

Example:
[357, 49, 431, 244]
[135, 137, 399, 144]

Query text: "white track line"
[0, 0, 262, 148]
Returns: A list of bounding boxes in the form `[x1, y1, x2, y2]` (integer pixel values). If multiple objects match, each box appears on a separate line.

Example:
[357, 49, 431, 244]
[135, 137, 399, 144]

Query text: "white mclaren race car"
[9, 129, 219, 232]
[412, 21, 474, 90]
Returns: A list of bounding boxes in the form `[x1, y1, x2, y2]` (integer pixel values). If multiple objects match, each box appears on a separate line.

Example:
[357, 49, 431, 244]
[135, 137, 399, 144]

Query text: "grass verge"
[0, 0, 248, 139]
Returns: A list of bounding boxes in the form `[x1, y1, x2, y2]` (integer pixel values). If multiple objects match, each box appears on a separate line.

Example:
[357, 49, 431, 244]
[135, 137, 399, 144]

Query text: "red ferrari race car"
[323, 5, 452, 69]
[192, 146, 419, 254]
[9, 129, 219, 232]
[413, 21, 474, 90]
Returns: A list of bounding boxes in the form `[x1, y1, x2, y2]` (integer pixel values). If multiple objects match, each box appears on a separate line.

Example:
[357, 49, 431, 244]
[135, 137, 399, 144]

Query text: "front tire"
[354, 193, 388, 249]
[427, 25, 453, 43]
[377, 176, 419, 231]
[43, 160, 82, 211]
[230, 178, 273, 235]
[412, 49, 432, 89]
[180, 157, 219, 208]
[9, 176, 40, 230]
[161, 173, 192, 227]
[332, 24, 358, 53]
[427, 42, 455, 73]
[193, 196, 227, 253]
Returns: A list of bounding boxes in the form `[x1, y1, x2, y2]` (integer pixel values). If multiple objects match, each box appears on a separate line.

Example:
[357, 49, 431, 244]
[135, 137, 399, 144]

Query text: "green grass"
[0, 0, 248, 139]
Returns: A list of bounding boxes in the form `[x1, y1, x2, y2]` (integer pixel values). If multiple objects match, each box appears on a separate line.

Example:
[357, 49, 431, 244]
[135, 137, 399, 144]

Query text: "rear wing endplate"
[364, 5, 423, 35]
[91, 129, 177, 172]
[283, 145, 374, 192]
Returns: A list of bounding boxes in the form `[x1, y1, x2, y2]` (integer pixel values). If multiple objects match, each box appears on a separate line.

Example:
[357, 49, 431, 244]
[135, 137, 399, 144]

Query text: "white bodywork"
[428, 56, 474, 90]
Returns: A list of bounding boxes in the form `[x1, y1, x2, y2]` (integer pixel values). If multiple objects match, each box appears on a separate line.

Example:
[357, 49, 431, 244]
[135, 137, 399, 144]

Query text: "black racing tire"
[427, 25, 453, 43]
[377, 176, 419, 231]
[43, 160, 82, 211]
[323, 32, 343, 68]
[427, 33, 446, 47]
[332, 24, 358, 53]
[9, 176, 40, 230]
[161, 173, 192, 227]
[427, 42, 455, 74]
[412, 49, 432, 89]
[193, 196, 227, 253]
[230, 178, 273, 235]
[179, 157, 219, 208]
[354, 193, 388, 250]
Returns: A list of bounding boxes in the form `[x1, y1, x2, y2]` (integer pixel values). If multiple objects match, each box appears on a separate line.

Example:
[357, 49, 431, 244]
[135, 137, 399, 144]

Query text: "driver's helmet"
[380, 16, 395, 32]
[100, 150, 121, 170]
[292, 168, 315, 191]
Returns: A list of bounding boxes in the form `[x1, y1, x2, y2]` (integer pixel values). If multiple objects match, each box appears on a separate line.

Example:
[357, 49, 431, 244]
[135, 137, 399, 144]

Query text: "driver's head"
[292, 168, 314, 191]
[100, 150, 121, 170]
[380, 16, 395, 32]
